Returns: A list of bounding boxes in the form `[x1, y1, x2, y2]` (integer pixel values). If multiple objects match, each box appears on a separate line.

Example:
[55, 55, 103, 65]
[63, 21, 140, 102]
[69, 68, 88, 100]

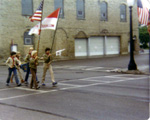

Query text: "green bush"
[139, 26, 149, 49]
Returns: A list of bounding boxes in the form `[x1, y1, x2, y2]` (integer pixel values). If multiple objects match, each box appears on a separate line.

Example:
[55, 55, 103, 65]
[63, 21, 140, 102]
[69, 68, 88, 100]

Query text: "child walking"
[10, 51, 24, 83]
[41, 48, 57, 86]
[6, 52, 21, 86]
[29, 50, 40, 89]
[24, 47, 33, 85]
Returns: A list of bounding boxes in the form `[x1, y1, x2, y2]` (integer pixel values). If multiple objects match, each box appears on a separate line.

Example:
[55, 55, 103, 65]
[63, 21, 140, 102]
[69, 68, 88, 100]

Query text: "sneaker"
[36, 86, 40, 90]
[24, 81, 28, 85]
[17, 83, 22, 87]
[37, 81, 40, 84]
[52, 82, 57, 86]
[30, 86, 35, 89]
[6, 83, 9, 86]
[42, 83, 46, 86]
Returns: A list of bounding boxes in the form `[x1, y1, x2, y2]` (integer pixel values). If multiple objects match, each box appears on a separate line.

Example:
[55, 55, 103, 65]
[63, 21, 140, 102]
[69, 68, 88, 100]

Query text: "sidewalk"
[139, 49, 149, 54]
[110, 65, 149, 75]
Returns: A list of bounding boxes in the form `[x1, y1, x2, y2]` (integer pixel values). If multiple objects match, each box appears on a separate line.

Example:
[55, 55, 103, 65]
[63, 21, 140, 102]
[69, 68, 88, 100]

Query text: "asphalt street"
[0, 54, 149, 120]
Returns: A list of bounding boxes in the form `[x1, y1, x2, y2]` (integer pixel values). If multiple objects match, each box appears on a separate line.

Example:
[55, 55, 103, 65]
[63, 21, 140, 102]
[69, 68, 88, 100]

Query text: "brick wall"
[0, 0, 139, 60]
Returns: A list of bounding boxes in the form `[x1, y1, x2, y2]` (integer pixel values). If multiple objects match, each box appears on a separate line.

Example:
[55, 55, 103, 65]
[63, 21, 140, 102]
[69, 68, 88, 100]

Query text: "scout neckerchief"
[11, 56, 15, 67]
[16, 55, 20, 60]
[46, 53, 50, 55]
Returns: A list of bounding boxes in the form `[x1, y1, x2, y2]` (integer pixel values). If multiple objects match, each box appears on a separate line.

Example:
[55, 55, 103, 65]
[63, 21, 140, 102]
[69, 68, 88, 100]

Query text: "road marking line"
[0, 74, 147, 92]
[77, 79, 108, 82]
[105, 74, 147, 78]
[58, 83, 82, 87]
[60, 76, 147, 83]
[61, 79, 108, 83]
[0, 76, 148, 101]
[67, 66, 89, 70]
[0, 92, 46, 101]
[54, 65, 116, 70]
[53, 66, 71, 69]
[0, 88, 15, 92]
[82, 67, 104, 70]
[107, 76, 148, 79]
[14, 87, 46, 93]
[80, 76, 148, 88]
[54, 74, 148, 83]
[79, 75, 147, 81]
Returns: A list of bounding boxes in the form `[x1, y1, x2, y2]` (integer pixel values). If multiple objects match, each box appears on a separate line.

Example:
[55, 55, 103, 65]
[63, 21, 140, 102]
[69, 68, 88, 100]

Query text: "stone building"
[0, 0, 139, 60]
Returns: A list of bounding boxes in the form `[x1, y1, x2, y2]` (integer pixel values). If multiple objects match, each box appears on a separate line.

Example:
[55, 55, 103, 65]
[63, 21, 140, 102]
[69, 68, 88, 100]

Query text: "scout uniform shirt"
[43, 53, 52, 63]
[25, 53, 31, 63]
[6, 57, 21, 68]
[29, 57, 39, 69]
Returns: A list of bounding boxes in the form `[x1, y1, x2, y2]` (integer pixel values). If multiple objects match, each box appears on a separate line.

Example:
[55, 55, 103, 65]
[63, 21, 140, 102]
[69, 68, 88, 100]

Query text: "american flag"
[29, 0, 44, 22]
[29, 8, 60, 35]
[137, 0, 149, 25]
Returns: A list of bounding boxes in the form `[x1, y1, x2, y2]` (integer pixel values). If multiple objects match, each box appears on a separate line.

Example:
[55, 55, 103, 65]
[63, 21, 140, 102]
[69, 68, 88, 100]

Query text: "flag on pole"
[29, 8, 60, 35]
[41, 8, 60, 30]
[137, 0, 150, 25]
[29, 0, 44, 22]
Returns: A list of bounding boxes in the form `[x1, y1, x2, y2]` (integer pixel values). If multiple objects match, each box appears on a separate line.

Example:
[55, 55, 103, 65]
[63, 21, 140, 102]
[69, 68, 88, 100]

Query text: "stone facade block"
[0, 0, 139, 60]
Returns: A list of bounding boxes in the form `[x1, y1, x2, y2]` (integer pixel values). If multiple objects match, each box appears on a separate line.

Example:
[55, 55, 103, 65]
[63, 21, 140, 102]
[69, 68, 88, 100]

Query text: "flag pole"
[148, 10, 150, 120]
[50, 9, 60, 53]
[148, 27, 150, 120]
[149, 10, 150, 73]
[37, 0, 44, 56]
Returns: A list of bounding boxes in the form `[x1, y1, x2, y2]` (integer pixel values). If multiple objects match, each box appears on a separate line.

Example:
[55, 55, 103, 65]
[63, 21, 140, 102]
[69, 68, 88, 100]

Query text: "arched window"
[54, 0, 64, 18]
[24, 31, 33, 45]
[100, 2, 108, 21]
[120, 4, 127, 22]
[76, 0, 85, 19]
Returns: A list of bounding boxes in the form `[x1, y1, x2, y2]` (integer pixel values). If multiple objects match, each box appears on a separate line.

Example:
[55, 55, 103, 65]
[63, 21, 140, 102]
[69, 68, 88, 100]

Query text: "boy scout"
[6, 52, 21, 86]
[41, 48, 57, 86]
[10, 51, 24, 83]
[29, 50, 40, 89]
[24, 47, 33, 84]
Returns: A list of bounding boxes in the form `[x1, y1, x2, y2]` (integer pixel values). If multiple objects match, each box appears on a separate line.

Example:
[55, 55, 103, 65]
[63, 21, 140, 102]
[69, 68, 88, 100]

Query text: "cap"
[29, 47, 33, 50]
[16, 51, 20, 54]
[31, 50, 37, 56]
[11, 51, 16, 56]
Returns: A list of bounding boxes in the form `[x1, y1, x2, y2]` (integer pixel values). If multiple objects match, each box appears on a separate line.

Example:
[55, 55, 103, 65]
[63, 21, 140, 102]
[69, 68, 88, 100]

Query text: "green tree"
[139, 26, 149, 48]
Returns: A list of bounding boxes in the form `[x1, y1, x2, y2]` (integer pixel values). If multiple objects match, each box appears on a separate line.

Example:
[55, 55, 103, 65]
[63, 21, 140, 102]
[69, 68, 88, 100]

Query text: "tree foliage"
[139, 26, 149, 48]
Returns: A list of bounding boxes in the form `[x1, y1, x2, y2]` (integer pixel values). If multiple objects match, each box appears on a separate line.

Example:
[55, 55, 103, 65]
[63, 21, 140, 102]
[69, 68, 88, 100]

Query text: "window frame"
[100, 1, 108, 21]
[120, 4, 127, 22]
[54, 0, 64, 18]
[76, 0, 85, 20]
[24, 31, 34, 45]
[21, 0, 33, 16]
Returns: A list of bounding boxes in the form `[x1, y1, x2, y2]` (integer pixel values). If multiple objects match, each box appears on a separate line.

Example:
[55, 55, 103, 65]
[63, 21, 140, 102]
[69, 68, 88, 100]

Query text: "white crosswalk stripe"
[53, 65, 115, 72]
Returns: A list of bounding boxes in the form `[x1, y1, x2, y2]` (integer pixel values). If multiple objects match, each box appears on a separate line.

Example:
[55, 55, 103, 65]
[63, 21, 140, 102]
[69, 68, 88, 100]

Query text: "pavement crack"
[0, 102, 77, 120]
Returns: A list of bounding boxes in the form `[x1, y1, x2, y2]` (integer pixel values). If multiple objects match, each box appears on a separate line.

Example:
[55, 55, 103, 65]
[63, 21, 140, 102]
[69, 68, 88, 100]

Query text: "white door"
[88, 37, 104, 56]
[75, 39, 88, 57]
[105, 37, 120, 55]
